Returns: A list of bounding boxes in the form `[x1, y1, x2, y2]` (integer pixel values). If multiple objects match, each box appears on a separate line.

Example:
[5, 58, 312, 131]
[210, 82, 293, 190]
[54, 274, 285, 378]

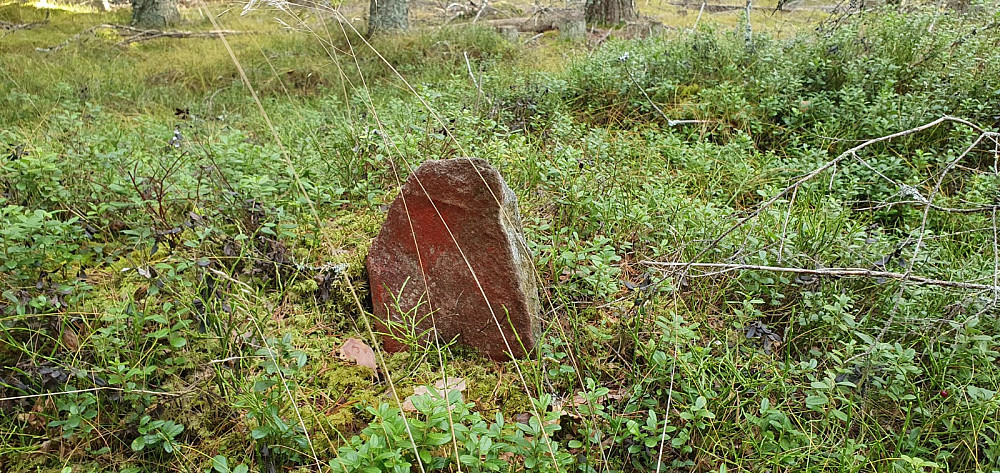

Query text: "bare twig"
[992, 207, 999, 305]
[853, 200, 997, 214]
[1, 18, 47, 37]
[865, 132, 994, 353]
[694, 117, 992, 261]
[472, 0, 489, 23]
[0, 386, 195, 403]
[642, 262, 1000, 292]
[639, 118, 999, 352]
[622, 60, 712, 127]
[525, 32, 545, 43]
[690, 0, 706, 32]
[594, 27, 614, 46]
[909, 18, 1000, 73]
[777, 186, 797, 263]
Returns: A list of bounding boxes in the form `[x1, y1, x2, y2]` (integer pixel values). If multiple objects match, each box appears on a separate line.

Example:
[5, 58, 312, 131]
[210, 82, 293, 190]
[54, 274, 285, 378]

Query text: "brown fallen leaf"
[433, 377, 467, 393]
[402, 377, 467, 412]
[39, 439, 56, 453]
[401, 386, 431, 412]
[62, 328, 80, 352]
[339, 338, 378, 372]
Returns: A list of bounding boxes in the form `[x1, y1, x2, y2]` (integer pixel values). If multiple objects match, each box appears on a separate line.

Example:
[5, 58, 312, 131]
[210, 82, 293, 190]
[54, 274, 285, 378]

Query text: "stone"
[367, 158, 540, 361]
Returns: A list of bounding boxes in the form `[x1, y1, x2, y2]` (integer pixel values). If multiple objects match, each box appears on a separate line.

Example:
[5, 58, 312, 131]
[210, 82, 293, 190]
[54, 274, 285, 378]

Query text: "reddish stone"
[367, 158, 540, 361]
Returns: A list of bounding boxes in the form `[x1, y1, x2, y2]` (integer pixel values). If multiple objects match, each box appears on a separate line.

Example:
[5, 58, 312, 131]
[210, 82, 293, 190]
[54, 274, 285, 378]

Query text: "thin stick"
[0, 18, 46, 38]
[0, 386, 193, 403]
[694, 117, 992, 264]
[867, 133, 991, 350]
[993, 138, 1000, 306]
[854, 201, 997, 214]
[472, 0, 489, 23]
[690, 0, 706, 32]
[623, 61, 711, 127]
[776, 185, 797, 263]
[642, 262, 1000, 292]
[463, 51, 484, 111]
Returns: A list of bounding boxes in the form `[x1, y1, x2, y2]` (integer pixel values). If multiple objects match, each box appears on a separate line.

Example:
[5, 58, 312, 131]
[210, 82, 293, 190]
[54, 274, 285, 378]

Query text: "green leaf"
[131, 436, 146, 451]
[147, 327, 170, 339]
[805, 394, 828, 409]
[426, 432, 452, 446]
[694, 396, 707, 409]
[967, 385, 997, 401]
[233, 465, 249, 473]
[810, 380, 830, 390]
[212, 455, 229, 473]
[251, 427, 269, 439]
[254, 379, 277, 392]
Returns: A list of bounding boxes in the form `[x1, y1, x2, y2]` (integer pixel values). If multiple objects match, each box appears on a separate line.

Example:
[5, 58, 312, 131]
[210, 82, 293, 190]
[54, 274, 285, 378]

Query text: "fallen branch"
[0, 385, 194, 403]
[906, 18, 1000, 78]
[0, 18, 47, 37]
[471, 0, 489, 23]
[1, 20, 45, 31]
[695, 117, 994, 261]
[670, 1, 831, 12]
[114, 25, 244, 45]
[855, 200, 998, 214]
[37, 24, 243, 52]
[643, 261, 1000, 292]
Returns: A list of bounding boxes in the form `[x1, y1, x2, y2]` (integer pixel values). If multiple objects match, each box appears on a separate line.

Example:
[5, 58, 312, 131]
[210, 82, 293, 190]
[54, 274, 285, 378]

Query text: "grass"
[2, 0, 1000, 472]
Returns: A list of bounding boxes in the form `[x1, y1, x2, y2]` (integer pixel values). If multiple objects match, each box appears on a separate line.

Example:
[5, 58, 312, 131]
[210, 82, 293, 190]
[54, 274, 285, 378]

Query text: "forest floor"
[2, 1, 1000, 472]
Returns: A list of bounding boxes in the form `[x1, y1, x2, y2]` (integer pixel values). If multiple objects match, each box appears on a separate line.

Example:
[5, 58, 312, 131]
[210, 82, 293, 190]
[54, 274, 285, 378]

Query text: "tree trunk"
[585, 0, 637, 25]
[368, 0, 408, 35]
[131, 0, 179, 29]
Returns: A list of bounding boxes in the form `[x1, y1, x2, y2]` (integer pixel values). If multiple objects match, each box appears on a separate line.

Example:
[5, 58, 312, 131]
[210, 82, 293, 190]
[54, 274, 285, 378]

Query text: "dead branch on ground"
[1, 18, 47, 38]
[643, 262, 1000, 292]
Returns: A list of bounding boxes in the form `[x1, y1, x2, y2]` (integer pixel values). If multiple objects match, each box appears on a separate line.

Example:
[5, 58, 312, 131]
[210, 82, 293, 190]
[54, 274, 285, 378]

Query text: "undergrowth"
[1, 1, 999, 472]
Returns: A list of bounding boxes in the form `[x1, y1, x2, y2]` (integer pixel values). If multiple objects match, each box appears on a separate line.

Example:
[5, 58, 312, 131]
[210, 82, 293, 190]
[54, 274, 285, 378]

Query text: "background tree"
[131, 0, 179, 28]
[369, 0, 408, 35]
[585, 0, 637, 24]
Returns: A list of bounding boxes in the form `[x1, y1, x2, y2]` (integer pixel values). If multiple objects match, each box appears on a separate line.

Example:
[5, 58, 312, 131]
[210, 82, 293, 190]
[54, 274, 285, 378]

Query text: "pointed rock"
[367, 158, 540, 360]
